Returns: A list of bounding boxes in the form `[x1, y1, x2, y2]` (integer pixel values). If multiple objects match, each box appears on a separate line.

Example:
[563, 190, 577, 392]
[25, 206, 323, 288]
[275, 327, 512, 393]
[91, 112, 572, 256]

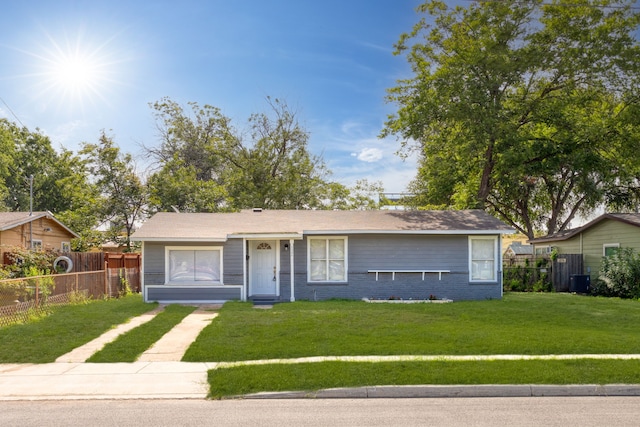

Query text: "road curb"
[243, 384, 640, 399]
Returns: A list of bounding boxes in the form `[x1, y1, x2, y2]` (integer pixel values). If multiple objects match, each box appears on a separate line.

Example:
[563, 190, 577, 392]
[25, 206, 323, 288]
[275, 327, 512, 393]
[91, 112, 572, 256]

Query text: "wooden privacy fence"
[62, 252, 141, 293]
[105, 253, 141, 293]
[551, 254, 584, 292]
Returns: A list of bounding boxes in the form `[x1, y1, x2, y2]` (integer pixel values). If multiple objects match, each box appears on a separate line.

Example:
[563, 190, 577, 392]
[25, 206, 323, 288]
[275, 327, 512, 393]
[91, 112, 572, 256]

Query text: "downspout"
[499, 234, 503, 298]
[580, 232, 583, 254]
[580, 232, 584, 274]
[289, 239, 295, 302]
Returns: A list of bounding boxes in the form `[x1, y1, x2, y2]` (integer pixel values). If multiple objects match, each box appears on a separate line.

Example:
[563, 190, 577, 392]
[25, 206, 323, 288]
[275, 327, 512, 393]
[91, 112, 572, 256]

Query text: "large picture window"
[469, 236, 498, 282]
[308, 237, 347, 282]
[165, 247, 222, 284]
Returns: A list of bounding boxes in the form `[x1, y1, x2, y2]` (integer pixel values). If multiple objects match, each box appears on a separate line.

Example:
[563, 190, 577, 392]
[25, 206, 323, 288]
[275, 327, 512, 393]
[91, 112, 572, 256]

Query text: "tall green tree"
[222, 97, 332, 210]
[2, 120, 67, 213]
[0, 119, 97, 239]
[81, 132, 147, 251]
[0, 119, 17, 210]
[383, 0, 640, 237]
[147, 97, 341, 211]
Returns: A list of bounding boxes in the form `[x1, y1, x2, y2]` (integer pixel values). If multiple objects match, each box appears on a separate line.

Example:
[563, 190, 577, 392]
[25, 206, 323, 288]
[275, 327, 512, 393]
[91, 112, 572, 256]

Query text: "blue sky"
[0, 0, 430, 193]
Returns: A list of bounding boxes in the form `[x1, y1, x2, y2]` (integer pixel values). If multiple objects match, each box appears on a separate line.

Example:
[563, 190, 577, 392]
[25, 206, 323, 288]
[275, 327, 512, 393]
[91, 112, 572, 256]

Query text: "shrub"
[593, 248, 640, 299]
[503, 264, 552, 292]
[2, 247, 57, 278]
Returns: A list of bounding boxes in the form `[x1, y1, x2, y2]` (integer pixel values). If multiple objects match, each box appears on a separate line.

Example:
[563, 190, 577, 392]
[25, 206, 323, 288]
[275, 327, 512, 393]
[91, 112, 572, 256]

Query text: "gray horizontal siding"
[280, 234, 500, 301]
[146, 286, 241, 302]
[290, 272, 500, 301]
[283, 234, 469, 275]
[349, 234, 468, 272]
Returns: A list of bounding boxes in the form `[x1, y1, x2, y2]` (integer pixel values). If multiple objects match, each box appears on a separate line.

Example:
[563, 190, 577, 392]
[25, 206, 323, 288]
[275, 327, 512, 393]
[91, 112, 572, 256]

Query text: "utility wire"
[0, 96, 25, 128]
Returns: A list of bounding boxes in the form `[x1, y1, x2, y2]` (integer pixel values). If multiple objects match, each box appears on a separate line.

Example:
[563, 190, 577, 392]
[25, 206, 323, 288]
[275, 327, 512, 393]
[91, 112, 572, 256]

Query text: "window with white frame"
[308, 237, 347, 282]
[165, 247, 222, 284]
[469, 236, 498, 282]
[603, 243, 620, 257]
[61, 242, 71, 252]
[31, 239, 43, 251]
[535, 246, 551, 256]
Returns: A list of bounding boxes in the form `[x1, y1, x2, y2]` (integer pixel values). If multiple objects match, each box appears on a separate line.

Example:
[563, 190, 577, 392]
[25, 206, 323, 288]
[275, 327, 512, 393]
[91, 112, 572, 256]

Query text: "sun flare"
[52, 55, 97, 91]
[28, 29, 124, 111]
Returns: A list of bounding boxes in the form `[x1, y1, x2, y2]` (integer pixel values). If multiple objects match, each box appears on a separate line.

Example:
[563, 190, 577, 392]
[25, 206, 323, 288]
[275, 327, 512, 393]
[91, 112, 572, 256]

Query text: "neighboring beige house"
[0, 211, 79, 262]
[529, 213, 640, 276]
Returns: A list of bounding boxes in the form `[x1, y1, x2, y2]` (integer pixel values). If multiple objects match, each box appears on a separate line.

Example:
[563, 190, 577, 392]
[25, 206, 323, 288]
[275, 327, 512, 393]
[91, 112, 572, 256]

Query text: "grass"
[0, 295, 155, 363]
[184, 293, 640, 362]
[87, 304, 196, 362]
[208, 359, 640, 399]
[188, 293, 640, 398]
[2, 292, 639, 397]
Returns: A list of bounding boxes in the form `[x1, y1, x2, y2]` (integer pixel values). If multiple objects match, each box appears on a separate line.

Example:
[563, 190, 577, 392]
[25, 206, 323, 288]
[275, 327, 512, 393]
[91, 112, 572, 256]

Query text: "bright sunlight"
[29, 28, 123, 111]
[51, 55, 98, 93]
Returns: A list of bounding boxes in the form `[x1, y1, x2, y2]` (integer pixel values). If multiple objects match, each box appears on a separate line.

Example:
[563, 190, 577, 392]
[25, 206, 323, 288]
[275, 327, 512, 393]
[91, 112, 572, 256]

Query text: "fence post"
[104, 260, 109, 298]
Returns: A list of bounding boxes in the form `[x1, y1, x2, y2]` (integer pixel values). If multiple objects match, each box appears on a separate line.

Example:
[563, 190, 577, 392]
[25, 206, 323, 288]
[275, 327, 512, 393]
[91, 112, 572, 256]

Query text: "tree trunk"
[477, 143, 495, 208]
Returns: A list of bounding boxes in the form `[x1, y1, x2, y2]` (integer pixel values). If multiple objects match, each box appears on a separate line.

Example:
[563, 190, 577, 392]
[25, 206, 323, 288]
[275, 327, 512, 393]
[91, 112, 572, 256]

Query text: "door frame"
[248, 239, 280, 298]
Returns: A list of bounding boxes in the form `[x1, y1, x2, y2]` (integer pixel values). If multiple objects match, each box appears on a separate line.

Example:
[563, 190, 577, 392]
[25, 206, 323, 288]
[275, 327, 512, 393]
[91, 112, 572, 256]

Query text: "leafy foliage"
[146, 97, 369, 212]
[383, 0, 640, 237]
[81, 132, 147, 251]
[0, 246, 57, 278]
[593, 247, 640, 299]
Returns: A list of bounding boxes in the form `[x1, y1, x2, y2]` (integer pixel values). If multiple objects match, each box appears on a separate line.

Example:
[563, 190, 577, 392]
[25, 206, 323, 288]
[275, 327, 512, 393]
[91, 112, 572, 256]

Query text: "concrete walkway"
[1, 305, 640, 400]
[55, 306, 166, 363]
[138, 309, 218, 362]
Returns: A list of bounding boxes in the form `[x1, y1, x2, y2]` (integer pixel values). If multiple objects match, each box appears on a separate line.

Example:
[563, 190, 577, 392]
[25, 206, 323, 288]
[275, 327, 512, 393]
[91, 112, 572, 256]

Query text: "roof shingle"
[132, 209, 513, 241]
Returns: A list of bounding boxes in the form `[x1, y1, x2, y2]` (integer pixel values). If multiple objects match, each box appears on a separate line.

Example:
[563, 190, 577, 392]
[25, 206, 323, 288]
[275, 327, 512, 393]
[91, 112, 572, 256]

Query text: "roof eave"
[132, 237, 228, 243]
[0, 211, 79, 238]
[303, 229, 515, 235]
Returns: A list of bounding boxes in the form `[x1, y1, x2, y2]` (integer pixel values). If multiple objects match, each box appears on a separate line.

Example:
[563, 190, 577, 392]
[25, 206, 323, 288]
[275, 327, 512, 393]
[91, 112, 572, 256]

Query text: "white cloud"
[310, 117, 419, 193]
[357, 147, 383, 162]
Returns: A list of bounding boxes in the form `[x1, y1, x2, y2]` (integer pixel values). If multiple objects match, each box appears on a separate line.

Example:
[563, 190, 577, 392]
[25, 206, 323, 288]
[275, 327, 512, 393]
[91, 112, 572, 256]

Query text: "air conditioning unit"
[570, 275, 590, 293]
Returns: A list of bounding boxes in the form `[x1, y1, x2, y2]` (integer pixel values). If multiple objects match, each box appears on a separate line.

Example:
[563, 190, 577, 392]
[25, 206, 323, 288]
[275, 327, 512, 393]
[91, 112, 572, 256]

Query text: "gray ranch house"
[131, 209, 514, 303]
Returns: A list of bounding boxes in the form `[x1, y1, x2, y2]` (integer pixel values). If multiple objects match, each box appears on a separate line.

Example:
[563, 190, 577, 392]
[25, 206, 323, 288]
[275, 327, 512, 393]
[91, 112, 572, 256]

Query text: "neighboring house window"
[535, 246, 551, 256]
[308, 237, 347, 282]
[165, 246, 223, 284]
[469, 236, 498, 282]
[603, 243, 620, 257]
[31, 240, 43, 251]
[61, 242, 71, 252]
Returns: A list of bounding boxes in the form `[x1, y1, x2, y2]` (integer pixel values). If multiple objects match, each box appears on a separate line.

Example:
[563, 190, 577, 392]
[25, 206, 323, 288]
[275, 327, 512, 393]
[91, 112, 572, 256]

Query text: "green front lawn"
[188, 293, 640, 398]
[184, 293, 640, 362]
[0, 295, 156, 363]
[208, 359, 640, 399]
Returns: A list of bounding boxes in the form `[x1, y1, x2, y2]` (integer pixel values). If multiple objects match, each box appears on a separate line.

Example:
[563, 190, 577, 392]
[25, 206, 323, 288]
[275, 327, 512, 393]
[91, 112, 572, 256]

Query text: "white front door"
[250, 240, 277, 296]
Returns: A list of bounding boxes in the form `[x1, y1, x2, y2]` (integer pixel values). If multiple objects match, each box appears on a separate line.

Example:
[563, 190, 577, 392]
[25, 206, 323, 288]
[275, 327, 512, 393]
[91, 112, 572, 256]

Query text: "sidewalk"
[1, 306, 640, 400]
[0, 361, 216, 400]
